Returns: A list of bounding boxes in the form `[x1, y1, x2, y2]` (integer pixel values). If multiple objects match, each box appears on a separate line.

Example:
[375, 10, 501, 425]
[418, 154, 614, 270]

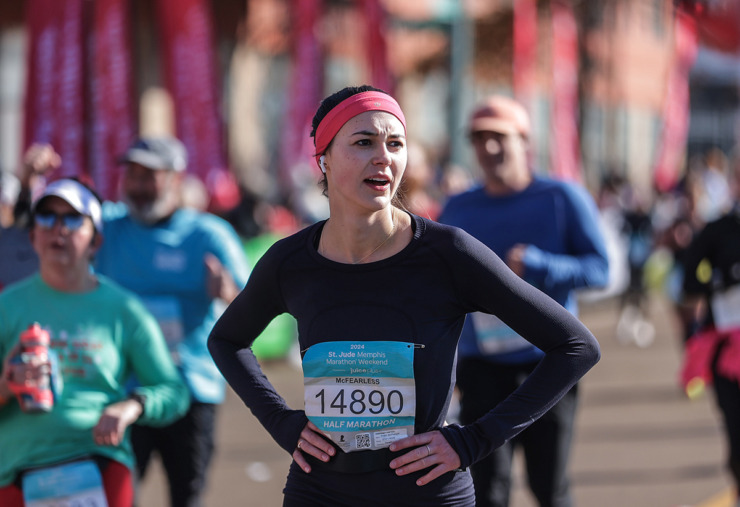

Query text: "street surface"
[138, 295, 733, 506]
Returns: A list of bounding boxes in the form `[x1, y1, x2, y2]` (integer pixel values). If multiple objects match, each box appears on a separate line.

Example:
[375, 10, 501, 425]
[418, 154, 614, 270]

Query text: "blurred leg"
[131, 423, 157, 479]
[472, 441, 515, 507]
[521, 385, 577, 507]
[102, 459, 135, 507]
[714, 374, 740, 496]
[458, 358, 527, 507]
[158, 402, 217, 507]
[0, 483, 23, 507]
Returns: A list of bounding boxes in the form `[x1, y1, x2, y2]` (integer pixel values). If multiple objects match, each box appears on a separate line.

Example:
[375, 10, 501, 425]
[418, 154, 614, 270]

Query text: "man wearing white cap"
[439, 96, 608, 507]
[18, 138, 249, 507]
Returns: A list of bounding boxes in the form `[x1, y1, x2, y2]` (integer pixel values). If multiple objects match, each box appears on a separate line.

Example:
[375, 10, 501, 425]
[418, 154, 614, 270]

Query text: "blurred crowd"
[593, 145, 738, 349]
[1, 132, 739, 505]
[3, 140, 740, 355]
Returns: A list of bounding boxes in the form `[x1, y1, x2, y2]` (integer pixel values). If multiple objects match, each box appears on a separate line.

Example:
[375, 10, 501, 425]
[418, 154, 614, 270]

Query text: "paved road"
[137, 295, 734, 506]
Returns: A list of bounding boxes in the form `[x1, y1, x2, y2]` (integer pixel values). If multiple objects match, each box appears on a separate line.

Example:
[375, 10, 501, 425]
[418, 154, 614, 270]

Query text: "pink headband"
[314, 91, 407, 167]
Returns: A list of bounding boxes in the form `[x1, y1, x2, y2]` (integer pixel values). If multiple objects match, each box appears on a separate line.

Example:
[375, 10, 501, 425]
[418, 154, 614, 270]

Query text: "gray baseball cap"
[120, 137, 188, 172]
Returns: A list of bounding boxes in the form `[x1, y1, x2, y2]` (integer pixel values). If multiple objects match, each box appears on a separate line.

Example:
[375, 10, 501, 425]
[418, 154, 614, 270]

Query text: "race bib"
[23, 459, 108, 507]
[140, 295, 185, 363]
[470, 312, 530, 355]
[712, 285, 740, 332]
[302, 341, 416, 453]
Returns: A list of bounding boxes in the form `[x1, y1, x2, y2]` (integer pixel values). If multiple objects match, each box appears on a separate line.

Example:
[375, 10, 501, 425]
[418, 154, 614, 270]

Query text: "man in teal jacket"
[96, 137, 250, 507]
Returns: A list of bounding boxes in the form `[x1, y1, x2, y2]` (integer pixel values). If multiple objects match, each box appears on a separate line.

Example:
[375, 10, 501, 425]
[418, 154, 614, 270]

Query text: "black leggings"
[713, 373, 740, 495]
[132, 402, 216, 507]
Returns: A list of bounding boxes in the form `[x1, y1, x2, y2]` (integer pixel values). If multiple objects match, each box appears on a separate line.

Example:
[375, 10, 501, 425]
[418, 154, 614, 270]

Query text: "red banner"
[89, 0, 135, 200]
[513, 0, 537, 108]
[24, 0, 85, 181]
[696, 1, 740, 54]
[24, 0, 58, 151]
[279, 0, 324, 188]
[53, 0, 86, 181]
[549, 0, 582, 182]
[156, 0, 230, 200]
[361, 0, 393, 94]
[653, 7, 698, 193]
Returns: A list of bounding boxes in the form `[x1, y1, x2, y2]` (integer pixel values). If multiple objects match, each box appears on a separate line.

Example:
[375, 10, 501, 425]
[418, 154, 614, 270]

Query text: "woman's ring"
[425, 444, 431, 456]
[297, 440, 303, 450]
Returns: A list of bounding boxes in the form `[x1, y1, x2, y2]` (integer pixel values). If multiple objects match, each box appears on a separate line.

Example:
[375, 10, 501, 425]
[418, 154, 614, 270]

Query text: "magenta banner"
[54, 0, 86, 180]
[279, 0, 324, 187]
[513, 0, 537, 108]
[24, 0, 58, 151]
[156, 0, 229, 195]
[653, 7, 698, 193]
[89, 0, 135, 200]
[24, 0, 85, 181]
[549, 0, 582, 182]
[361, 0, 393, 94]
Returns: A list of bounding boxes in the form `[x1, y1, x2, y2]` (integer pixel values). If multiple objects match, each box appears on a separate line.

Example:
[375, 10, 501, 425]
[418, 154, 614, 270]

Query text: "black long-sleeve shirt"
[682, 204, 740, 329]
[208, 214, 600, 506]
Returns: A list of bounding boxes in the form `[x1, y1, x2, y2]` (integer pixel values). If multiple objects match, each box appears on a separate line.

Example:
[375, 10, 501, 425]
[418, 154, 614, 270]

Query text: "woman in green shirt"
[0, 178, 189, 507]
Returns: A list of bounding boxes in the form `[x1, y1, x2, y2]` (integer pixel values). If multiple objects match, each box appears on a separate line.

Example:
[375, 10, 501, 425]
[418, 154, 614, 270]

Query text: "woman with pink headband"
[209, 85, 600, 505]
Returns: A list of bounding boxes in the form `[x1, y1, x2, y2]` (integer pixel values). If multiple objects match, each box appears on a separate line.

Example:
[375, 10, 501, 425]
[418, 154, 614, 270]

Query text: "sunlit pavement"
[137, 294, 734, 507]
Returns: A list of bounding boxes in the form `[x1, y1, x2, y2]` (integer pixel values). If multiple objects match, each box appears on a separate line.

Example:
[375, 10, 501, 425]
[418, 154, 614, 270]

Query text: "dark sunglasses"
[469, 130, 506, 142]
[35, 212, 86, 231]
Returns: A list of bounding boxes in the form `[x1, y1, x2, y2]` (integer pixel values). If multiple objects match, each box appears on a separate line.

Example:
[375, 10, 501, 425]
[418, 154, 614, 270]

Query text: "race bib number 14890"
[302, 341, 416, 453]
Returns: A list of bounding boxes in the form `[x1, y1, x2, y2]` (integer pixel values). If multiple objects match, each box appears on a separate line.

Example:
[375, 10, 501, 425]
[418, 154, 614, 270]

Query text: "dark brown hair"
[309, 85, 407, 210]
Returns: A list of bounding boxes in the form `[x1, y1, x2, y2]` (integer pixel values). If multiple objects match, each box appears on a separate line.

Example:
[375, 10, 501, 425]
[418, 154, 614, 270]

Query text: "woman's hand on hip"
[389, 430, 461, 486]
[293, 420, 336, 473]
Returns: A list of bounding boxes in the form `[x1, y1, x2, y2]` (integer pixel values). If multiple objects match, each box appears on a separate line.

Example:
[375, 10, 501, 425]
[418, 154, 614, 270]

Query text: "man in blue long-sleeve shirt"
[439, 95, 608, 507]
